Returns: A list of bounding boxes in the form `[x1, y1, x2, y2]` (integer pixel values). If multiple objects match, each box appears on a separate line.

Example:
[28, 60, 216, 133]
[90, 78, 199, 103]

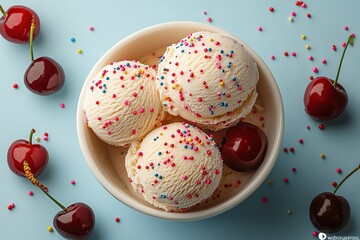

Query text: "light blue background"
[1, 0, 360, 239]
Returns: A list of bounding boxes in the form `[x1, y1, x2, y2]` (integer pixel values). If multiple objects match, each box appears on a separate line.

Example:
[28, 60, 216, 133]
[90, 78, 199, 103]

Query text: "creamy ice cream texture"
[83, 60, 165, 147]
[157, 31, 259, 131]
[125, 122, 223, 211]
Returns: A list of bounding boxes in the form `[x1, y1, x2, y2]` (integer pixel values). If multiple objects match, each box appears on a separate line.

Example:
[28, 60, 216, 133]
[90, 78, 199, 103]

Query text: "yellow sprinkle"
[159, 133, 163, 136]
[188, 138, 193, 142]
[133, 73, 137, 77]
[35, 136, 41, 142]
[163, 97, 167, 100]
[140, 70, 144, 74]
[320, 153, 326, 159]
[287, 210, 293, 215]
[301, 34, 307, 40]
[210, 38, 214, 42]
[77, 49, 83, 54]
[47, 226, 53, 232]
[175, 83, 179, 87]
[200, 141, 204, 146]
[178, 87, 182, 91]
[172, 86, 176, 89]
[220, 81, 225, 86]
[267, 179, 273, 185]
[306, 45, 311, 50]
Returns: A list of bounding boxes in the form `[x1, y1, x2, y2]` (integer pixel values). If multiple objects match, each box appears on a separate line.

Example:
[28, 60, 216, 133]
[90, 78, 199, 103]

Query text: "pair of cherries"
[0, 4, 64, 95]
[7, 129, 95, 239]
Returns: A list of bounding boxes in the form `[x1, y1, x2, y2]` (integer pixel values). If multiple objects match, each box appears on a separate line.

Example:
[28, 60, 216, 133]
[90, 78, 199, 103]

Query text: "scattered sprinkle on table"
[77, 49, 83, 54]
[336, 168, 342, 174]
[207, 17, 213, 23]
[35, 136, 41, 142]
[318, 124, 325, 130]
[60, 103, 65, 108]
[89, 26, 94, 31]
[306, 45, 311, 50]
[47, 226, 53, 232]
[283, 177, 289, 183]
[115, 217, 120, 223]
[312, 231, 318, 237]
[320, 153, 326, 159]
[28, 191, 33, 196]
[12, 83, 18, 89]
[71, 180, 76, 185]
[261, 197, 268, 203]
[70, 37, 76, 43]
[287, 209, 293, 215]
[332, 181, 338, 187]
[267, 179, 273, 185]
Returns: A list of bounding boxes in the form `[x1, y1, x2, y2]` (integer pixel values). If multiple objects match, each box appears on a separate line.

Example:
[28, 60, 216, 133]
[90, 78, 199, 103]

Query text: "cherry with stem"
[309, 164, 359, 233]
[23, 161, 95, 239]
[24, 17, 65, 95]
[304, 35, 355, 121]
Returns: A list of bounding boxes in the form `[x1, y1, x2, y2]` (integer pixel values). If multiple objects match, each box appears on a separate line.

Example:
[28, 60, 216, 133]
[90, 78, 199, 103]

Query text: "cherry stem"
[29, 16, 35, 62]
[40, 188, 68, 212]
[0, 5, 6, 17]
[333, 164, 360, 195]
[29, 129, 35, 145]
[23, 161, 68, 212]
[333, 35, 355, 87]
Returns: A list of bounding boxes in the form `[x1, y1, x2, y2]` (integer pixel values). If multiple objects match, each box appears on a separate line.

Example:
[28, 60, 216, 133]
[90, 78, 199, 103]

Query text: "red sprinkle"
[261, 197, 268, 203]
[318, 124, 325, 130]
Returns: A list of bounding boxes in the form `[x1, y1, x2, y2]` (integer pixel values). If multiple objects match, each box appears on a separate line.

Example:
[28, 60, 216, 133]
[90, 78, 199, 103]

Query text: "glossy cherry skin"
[7, 139, 49, 177]
[0, 5, 40, 43]
[220, 122, 267, 172]
[309, 192, 350, 233]
[54, 202, 95, 240]
[304, 76, 348, 121]
[24, 57, 65, 95]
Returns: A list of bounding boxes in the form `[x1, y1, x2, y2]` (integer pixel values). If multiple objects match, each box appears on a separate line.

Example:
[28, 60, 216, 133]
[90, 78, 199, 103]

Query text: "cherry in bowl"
[220, 122, 267, 172]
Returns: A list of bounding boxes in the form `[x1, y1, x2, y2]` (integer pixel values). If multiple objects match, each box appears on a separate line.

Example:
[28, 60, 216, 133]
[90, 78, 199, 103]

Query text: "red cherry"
[220, 122, 267, 172]
[24, 57, 65, 95]
[304, 76, 348, 120]
[309, 192, 350, 233]
[304, 35, 354, 121]
[0, 5, 40, 44]
[54, 202, 95, 240]
[7, 129, 48, 177]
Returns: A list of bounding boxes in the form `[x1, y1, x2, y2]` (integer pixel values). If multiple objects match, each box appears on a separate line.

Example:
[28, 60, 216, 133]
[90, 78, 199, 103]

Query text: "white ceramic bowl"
[77, 21, 284, 220]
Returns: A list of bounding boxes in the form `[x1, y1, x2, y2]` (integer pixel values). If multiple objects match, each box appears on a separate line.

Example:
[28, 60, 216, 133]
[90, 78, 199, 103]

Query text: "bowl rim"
[76, 20, 284, 221]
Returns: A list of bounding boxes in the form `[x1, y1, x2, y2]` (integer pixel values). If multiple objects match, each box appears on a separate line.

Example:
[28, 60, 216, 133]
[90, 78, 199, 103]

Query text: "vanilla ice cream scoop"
[125, 122, 223, 211]
[157, 31, 259, 131]
[83, 60, 165, 146]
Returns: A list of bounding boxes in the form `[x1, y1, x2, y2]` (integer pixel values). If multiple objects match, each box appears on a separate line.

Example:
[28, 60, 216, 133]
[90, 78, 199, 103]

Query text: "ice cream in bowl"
[77, 21, 284, 220]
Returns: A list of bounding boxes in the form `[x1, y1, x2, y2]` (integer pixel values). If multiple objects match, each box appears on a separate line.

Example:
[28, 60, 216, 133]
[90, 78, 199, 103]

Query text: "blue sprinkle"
[102, 90, 106, 93]
[190, 146, 193, 150]
[158, 163, 160, 166]
[160, 194, 167, 199]
[163, 68, 167, 71]
[220, 49, 224, 54]
[222, 69, 225, 73]
[153, 138, 157, 141]
[106, 77, 109, 80]
[159, 176, 163, 179]
[210, 111, 214, 115]
[230, 50, 234, 54]
[232, 77, 237, 81]
[126, 63, 130, 67]
[220, 102, 225, 107]
[226, 54, 229, 57]
[158, 152, 162, 155]
[160, 76, 164, 79]
[160, 82, 164, 86]
[224, 103, 228, 107]
[155, 173, 159, 177]
[208, 48, 212, 52]
[137, 74, 140, 77]
[116, 67, 120, 70]
[184, 145, 188, 149]
[181, 49, 185, 53]
[70, 37, 76, 42]
[163, 103, 167, 106]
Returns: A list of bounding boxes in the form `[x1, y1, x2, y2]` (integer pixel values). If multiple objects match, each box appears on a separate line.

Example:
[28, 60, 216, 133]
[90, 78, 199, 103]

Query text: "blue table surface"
[1, 0, 360, 239]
